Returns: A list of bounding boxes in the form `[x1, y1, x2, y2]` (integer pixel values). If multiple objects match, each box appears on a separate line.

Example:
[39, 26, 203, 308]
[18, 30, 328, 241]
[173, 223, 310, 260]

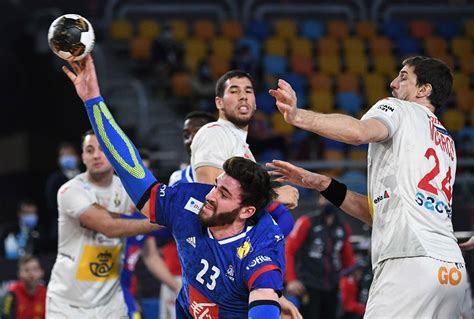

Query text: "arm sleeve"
[57, 184, 95, 219]
[0, 291, 16, 319]
[284, 216, 311, 282]
[248, 269, 284, 297]
[84, 96, 157, 208]
[361, 97, 403, 141]
[266, 202, 294, 237]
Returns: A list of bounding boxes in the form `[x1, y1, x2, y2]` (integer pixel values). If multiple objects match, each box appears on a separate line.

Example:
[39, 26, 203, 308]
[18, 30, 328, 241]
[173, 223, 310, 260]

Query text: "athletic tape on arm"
[84, 96, 157, 207]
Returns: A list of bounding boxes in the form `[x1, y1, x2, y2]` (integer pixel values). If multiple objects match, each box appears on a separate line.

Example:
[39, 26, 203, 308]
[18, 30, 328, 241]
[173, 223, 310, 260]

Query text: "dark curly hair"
[222, 157, 277, 223]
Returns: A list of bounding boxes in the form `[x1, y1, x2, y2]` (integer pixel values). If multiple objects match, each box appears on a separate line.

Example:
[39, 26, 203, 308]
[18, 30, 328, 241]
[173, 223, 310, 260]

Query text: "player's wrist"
[84, 96, 103, 107]
[320, 178, 347, 207]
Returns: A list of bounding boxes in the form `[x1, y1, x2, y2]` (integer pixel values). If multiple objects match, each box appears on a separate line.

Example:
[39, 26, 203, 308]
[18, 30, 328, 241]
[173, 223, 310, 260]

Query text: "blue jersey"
[149, 182, 285, 319]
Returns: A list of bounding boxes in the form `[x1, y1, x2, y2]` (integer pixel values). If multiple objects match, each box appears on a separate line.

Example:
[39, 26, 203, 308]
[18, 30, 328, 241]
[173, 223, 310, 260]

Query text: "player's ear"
[240, 206, 256, 220]
[215, 96, 223, 110]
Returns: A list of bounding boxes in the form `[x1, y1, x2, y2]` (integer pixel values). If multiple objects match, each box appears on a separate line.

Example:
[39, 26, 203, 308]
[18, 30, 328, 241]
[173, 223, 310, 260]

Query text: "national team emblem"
[113, 192, 121, 207]
[237, 237, 253, 259]
[184, 197, 204, 214]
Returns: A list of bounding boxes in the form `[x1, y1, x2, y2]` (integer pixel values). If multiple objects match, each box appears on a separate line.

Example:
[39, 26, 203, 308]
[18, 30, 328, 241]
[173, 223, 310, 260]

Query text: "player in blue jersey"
[62, 55, 290, 318]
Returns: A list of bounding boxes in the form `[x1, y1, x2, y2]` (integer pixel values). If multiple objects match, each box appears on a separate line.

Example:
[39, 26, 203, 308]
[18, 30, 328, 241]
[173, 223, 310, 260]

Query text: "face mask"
[60, 155, 77, 170]
[21, 213, 38, 228]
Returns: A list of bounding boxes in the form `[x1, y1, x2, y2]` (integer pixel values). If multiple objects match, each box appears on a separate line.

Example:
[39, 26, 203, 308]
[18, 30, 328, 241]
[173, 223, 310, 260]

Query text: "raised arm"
[269, 79, 388, 145]
[63, 55, 156, 217]
[267, 160, 372, 226]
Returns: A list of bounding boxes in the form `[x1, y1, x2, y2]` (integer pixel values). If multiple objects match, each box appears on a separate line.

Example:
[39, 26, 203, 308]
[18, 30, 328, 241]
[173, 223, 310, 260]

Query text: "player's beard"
[224, 108, 255, 128]
[198, 203, 241, 227]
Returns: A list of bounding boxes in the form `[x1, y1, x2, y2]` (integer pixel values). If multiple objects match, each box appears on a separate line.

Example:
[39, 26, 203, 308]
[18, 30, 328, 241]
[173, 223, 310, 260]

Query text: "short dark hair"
[223, 157, 277, 216]
[57, 142, 77, 154]
[402, 56, 453, 109]
[18, 254, 40, 268]
[81, 129, 95, 148]
[184, 111, 216, 123]
[215, 70, 255, 97]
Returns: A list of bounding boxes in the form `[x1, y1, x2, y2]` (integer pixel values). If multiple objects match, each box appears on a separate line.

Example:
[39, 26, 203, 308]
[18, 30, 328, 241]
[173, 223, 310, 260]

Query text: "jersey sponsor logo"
[184, 197, 203, 214]
[237, 237, 253, 259]
[189, 285, 219, 319]
[246, 255, 272, 270]
[187, 236, 196, 248]
[428, 115, 455, 162]
[438, 265, 462, 286]
[373, 190, 390, 204]
[159, 184, 167, 197]
[415, 191, 452, 219]
[76, 244, 122, 281]
[113, 192, 121, 207]
[274, 234, 284, 242]
[376, 104, 394, 113]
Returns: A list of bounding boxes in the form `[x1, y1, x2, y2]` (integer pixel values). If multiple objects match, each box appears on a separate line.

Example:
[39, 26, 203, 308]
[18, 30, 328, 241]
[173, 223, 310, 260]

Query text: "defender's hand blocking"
[267, 160, 331, 192]
[62, 54, 101, 102]
[269, 79, 298, 125]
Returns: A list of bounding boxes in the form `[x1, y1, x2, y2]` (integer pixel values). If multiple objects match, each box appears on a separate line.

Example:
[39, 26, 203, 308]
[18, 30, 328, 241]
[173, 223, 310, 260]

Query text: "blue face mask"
[60, 155, 78, 170]
[21, 213, 38, 228]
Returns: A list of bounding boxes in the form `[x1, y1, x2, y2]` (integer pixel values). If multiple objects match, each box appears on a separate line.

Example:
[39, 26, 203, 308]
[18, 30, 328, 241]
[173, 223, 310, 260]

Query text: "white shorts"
[160, 276, 182, 319]
[46, 290, 128, 319]
[365, 256, 468, 319]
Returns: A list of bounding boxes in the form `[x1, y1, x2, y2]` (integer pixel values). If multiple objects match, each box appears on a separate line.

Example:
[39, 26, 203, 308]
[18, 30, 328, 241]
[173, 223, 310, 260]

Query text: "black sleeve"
[1, 291, 16, 319]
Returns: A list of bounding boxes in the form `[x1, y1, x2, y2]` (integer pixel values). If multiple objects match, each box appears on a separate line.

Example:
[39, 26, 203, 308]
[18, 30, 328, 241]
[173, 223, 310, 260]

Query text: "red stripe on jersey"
[266, 201, 279, 213]
[247, 264, 279, 290]
[149, 183, 161, 223]
[206, 123, 220, 128]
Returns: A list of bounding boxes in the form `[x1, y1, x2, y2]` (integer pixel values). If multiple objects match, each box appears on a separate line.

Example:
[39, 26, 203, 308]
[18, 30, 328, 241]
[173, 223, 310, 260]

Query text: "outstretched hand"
[459, 236, 474, 250]
[268, 79, 298, 124]
[266, 160, 331, 191]
[62, 54, 101, 102]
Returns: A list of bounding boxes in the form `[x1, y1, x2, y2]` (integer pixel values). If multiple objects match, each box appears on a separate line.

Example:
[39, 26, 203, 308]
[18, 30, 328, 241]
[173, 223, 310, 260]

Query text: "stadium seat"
[356, 21, 377, 39]
[309, 91, 334, 113]
[410, 20, 433, 39]
[321, 148, 345, 176]
[170, 20, 188, 41]
[396, 37, 422, 56]
[129, 37, 152, 61]
[246, 20, 271, 40]
[337, 73, 360, 92]
[184, 37, 208, 62]
[171, 72, 193, 97]
[284, 73, 308, 96]
[211, 37, 234, 59]
[318, 36, 340, 55]
[363, 73, 386, 92]
[336, 92, 364, 115]
[327, 20, 349, 39]
[271, 112, 295, 136]
[455, 89, 473, 112]
[345, 54, 368, 75]
[343, 37, 365, 56]
[194, 20, 215, 41]
[256, 92, 277, 114]
[274, 19, 298, 39]
[300, 20, 325, 40]
[137, 19, 160, 40]
[451, 36, 472, 58]
[369, 36, 393, 56]
[442, 109, 466, 132]
[110, 19, 133, 41]
[183, 55, 201, 74]
[459, 54, 474, 74]
[464, 19, 474, 38]
[365, 88, 389, 106]
[382, 21, 407, 40]
[263, 55, 287, 76]
[424, 36, 448, 56]
[436, 21, 461, 39]
[290, 56, 314, 76]
[452, 72, 470, 94]
[373, 55, 397, 77]
[290, 38, 313, 57]
[318, 55, 341, 75]
[264, 37, 287, 56]
[237, 37, 261, 59]
[309, 73, 332, 92]
[221, 20, 243, 40]
[431, 53, 454, 70]
[457, 127, 474, 156]
[348, 144, 368, 160]
[208, 55, 230, 80]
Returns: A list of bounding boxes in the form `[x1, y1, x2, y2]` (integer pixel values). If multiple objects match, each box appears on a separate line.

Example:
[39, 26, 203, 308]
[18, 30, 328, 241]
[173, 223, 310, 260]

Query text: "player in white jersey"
[267, 56, 469, 318]
[46, 130, 161, 318]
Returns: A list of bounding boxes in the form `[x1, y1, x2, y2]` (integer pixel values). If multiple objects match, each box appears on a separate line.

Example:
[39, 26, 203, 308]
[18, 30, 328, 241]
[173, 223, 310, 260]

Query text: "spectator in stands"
[284, 198, 355, 319]
[44, 142, 80, 242]
[1, 199, 43, 259]
[1, 254, 46, 319]
[339, 261, 367, 319]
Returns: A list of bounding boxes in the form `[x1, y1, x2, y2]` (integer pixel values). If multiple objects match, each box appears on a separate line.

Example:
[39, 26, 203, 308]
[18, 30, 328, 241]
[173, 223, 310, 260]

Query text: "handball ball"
[48, 14, 95, 61]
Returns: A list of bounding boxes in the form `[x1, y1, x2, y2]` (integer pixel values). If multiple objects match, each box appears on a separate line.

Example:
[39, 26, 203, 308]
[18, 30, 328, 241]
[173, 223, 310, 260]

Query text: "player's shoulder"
[250, 213, 284, 245]
[58, 173, 85, 196]
[373, 97, 406, 111]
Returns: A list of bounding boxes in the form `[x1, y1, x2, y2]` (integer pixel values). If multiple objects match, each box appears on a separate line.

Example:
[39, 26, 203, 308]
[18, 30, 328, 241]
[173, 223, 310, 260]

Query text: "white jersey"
[191, 119, 256, 173]
[47, 173, 133, 308]
[361, 98, 464, 267]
